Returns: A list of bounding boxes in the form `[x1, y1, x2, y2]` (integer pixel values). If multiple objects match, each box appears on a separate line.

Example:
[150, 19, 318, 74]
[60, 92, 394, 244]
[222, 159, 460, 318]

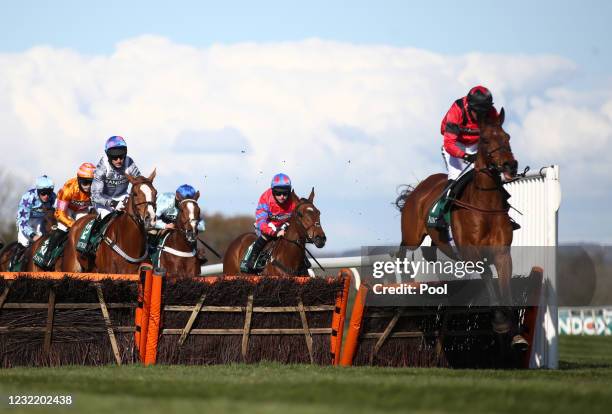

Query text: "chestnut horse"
[223, 188, 326, 276]
[397, 108, 528, 349]
[62, 171, 157, 274]
[154, 194, 203, 277]
[0, 207, 56, 272]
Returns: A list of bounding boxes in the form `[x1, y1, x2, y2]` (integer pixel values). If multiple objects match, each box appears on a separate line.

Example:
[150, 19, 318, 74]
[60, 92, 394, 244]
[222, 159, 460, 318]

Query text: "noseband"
[129, 183, 156, 226]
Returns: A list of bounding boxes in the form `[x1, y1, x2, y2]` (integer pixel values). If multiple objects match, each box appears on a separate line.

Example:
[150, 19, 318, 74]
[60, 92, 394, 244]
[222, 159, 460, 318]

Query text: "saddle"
[76, 211, 122, 256]
[427, 169, 518, 234]
[427, 170, 475, 229]
[32, 229, 69, 270]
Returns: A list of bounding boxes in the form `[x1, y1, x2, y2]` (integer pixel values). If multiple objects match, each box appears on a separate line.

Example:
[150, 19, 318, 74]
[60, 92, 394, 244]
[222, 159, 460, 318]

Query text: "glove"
[462, 153, 476, 163]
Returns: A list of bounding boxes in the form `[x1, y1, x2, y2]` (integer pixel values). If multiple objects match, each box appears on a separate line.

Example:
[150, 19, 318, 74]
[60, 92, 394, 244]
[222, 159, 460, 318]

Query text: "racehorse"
[396, 108, 528, 349]
[62, 171, 157, 274]
[0, 207, 57, 272]
[223, 188, 326, 276]
[153, 194, 204, 277]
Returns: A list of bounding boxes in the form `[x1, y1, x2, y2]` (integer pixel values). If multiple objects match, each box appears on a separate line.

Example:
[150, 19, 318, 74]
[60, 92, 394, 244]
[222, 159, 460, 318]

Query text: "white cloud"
[0, 35, 607, 248]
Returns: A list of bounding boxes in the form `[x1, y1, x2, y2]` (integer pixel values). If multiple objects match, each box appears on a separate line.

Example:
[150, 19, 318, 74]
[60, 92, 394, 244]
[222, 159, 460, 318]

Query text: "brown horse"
[0, 207, 56, 272]
[397, 108, 527, 348]
[223, 188, 326, 276]
[154, 194, 204, 277]
[62, 171, 157, 274]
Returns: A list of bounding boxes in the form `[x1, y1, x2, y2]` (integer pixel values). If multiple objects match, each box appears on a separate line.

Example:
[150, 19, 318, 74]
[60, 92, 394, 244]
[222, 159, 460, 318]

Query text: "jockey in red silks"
[428, 86, 497, 229]
[244, 173, 298, 272]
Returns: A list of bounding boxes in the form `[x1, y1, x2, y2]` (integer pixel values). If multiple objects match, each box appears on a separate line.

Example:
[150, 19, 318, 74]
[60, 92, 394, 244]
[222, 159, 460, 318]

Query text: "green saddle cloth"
[76, 211, 121, 256]
[32, 230, 68, 270]
[149, 232, 171, 268]
[427, 196, 452, 228]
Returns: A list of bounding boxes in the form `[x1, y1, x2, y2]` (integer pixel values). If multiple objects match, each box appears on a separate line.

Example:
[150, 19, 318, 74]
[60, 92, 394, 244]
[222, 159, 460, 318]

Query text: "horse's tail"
[394, 184, 415, 211]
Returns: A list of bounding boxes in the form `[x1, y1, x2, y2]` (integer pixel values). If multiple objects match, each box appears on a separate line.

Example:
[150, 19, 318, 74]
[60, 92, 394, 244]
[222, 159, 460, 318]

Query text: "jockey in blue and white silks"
[91, 136, 141, 218]
[16, 175, 56, 247]
[154, 185, 205, 231]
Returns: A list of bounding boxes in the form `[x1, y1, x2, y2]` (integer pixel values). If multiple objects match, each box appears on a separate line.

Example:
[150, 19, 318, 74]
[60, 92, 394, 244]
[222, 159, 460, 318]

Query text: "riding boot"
[300, 255, 312, 274]
[197, 247, 208, 265]
[509, 218, 521, 231]
[245, 235, 268, 272]
[9, 244, 27, 272]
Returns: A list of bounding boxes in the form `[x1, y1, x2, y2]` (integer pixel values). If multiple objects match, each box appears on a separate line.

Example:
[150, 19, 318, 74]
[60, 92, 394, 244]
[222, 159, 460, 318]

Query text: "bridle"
[282, 200, 321, 246]
[128, 182, 156, 227]
[174, 198, 200, 244]
[270, 199, 325, 274]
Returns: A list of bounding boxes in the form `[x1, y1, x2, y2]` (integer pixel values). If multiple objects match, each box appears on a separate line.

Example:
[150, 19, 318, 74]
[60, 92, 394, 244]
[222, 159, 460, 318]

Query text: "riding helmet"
[77, 162, 96, 179]
[271, 173, 292, 191]
[467, 86, 493, 114]
[35, 175, 55, 190]
[105, 136, 128, 159]
[176, 184, 197, 200]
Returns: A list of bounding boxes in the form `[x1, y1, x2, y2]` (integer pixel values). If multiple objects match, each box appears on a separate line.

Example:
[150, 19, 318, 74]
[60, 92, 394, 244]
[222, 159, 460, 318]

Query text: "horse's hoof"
[511, 334, 529, 351]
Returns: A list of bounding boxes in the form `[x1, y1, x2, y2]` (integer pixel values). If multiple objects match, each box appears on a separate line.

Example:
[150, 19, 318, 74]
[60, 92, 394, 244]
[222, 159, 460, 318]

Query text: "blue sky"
[2, 1, 610, 71]
[0, 1, 611, 251]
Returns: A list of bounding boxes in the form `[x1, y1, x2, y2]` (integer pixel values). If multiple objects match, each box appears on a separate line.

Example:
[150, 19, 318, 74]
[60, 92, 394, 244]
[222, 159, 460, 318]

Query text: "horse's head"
[127, 170, 158, 228]
[176, 191, 201, 244]
[42, 206, 57, 234]
[477, 108, 518, 180]
[292, 188, 326, 248]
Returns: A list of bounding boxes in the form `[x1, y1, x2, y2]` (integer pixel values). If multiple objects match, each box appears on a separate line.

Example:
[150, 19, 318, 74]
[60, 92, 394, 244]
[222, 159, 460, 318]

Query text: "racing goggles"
[38, 189, 53, 197]
[78, 178, 93, 187]
[107, 148, 127, 161]
[272, 188, 291, 197]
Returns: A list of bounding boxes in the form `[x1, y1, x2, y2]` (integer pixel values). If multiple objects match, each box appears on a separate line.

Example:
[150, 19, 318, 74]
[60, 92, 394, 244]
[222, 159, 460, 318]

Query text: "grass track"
[1, 336, 611, 414]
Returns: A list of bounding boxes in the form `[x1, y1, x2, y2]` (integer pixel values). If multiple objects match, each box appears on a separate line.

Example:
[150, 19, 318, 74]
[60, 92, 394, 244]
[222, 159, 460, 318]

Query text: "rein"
[452, 199, 509, 215]
[270, 200, 325, 274]
[104, 182, 155, 263]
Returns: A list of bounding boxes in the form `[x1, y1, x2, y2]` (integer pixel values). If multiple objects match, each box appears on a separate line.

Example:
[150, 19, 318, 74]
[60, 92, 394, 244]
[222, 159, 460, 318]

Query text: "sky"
[0, 1, 611, 252]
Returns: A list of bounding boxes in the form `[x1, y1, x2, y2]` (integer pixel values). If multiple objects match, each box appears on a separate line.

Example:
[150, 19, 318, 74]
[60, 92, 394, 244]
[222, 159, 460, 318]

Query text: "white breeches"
[17, 220, 44, 247]
[442, 144, 478, 181]
[95, 195, 128, 219]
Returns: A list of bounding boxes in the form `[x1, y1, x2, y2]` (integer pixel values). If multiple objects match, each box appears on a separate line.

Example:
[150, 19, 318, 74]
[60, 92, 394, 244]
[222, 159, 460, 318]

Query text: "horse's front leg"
[493, 249, 528, 350]
[492, 248, 512, 305]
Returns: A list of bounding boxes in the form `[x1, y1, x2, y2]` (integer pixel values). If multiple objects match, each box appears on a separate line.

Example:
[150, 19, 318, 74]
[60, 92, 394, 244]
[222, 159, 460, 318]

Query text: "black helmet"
[467, 86, 493, 114]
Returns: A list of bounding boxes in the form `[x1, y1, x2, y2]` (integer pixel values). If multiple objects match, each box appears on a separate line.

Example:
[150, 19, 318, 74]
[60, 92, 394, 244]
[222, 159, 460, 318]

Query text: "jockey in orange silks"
[55, 162, 95, 231]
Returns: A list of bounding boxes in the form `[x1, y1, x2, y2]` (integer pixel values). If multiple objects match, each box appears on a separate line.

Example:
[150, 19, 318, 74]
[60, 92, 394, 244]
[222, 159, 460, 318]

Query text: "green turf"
[1, 336, 611, 414]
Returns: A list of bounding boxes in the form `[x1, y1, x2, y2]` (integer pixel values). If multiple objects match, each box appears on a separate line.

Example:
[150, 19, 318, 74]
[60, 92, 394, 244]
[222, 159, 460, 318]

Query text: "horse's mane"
[130, 175, 154, 185]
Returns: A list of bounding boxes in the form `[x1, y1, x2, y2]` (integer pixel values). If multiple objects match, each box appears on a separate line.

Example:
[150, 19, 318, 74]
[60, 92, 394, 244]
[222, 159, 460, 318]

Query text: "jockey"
[429, 85, 497, 229]
[244, 173, 298, 272]
[155, 184, 205, 232]
[55, 163, 95, 231]
[16, 175, 56, 247]
[91, 136, 141, 218]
